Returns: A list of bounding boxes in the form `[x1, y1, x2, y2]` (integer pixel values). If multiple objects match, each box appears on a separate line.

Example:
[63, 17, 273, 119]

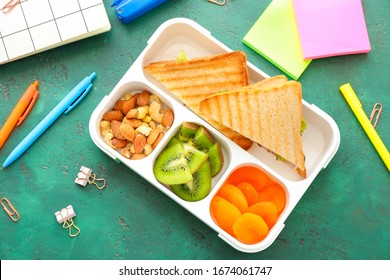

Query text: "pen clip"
[17, 90, 39, 126]
[64, 84, 92, 115]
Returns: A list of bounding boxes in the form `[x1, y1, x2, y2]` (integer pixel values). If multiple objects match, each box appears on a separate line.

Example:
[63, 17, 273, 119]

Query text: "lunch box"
[89, 18, 340, 253]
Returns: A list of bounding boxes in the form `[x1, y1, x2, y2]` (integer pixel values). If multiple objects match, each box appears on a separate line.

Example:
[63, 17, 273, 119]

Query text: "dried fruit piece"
[217, 183, 248, 213]
[233, 213, 269, 244]
[246, 201, 277, 228]
[257, 183, 286, 215]
[236, 182, 258, 206]
[228, 166, 270, 192]
[210, 196, 241, 236]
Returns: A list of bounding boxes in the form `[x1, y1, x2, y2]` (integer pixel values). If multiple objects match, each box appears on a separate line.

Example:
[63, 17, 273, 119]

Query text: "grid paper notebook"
[0, 0, 111, 65]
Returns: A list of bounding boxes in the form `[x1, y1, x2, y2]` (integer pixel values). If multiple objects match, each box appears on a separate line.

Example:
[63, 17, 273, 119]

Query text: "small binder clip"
[369, 103, 382, 128]
[75, 166, 106, 190]
[55, 205, 80, 237]
[1, 198, 20, 222]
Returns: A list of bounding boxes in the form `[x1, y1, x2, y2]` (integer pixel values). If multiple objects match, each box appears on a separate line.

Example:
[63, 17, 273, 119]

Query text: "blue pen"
[2, 72, 96, 168]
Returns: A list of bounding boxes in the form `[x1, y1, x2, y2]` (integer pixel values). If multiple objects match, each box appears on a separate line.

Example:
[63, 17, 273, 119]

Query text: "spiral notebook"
[0, 0, 111, 65]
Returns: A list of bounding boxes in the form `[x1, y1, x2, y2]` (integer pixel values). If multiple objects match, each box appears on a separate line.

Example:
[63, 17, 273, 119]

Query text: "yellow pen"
[340, 83, 390, 171]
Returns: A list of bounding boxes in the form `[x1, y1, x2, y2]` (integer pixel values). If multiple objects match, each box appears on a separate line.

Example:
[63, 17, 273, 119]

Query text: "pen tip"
[89, 72, 97, 80]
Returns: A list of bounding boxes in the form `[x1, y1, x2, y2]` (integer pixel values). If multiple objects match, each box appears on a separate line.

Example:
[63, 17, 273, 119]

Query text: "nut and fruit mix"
[99, 90, 174, 160]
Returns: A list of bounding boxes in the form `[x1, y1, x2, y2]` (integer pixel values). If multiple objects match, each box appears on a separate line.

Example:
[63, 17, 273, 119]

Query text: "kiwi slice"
[178, 122, 199, 141]
[183, 143, 209, 174]
[187, 126, 215, 151]
[167, 136, 181, 148]
[153, 142, 192, 185]
[207, 142, 224, 177]
[170, 160, 212, 202]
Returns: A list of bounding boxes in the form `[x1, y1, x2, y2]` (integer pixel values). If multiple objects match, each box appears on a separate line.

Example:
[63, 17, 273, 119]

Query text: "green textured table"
[1, 0, 389, 260]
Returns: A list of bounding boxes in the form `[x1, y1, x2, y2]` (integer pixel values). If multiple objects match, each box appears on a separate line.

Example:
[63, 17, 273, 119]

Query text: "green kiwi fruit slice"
[167, 136, 181, 148]
[207, 142, 224, 177]
[153, 142, 192, 185]
[183, 143, 209, 174]
[178, 122, 199, 141]
[170, 160, 212, 202]
[187, 126, 215, 151]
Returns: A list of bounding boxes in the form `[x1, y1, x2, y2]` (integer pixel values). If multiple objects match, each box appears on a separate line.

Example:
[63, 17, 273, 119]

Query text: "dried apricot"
[217, 183, 248, 213]
[210, 196, 241, 236]
[228, 166, 270, 192]
[236, 182, 258, 206]
[233, 213, 269, 244]
[257, 183, 286, 215]
[247, 201, 278, 228]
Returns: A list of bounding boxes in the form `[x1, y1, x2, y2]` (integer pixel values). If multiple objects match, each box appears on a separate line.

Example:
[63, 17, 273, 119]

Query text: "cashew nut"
[149, 101, 163, 123]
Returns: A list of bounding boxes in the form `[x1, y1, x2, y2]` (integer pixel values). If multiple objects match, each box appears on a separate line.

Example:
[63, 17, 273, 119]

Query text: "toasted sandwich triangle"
[199, 80, 306, 177]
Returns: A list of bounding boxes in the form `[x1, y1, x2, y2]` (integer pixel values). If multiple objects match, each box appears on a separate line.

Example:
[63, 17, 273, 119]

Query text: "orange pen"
[0, 81, 39, 150]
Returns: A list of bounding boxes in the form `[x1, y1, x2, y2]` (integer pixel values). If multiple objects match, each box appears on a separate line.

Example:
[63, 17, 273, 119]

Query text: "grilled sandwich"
[199, 79, 306, 177]
[144, 51, 253, 149]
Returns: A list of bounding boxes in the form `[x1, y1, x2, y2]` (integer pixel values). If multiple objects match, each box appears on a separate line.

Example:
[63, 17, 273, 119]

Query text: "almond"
[103, 111, 124, 122]
[147, 127, 162, 145]
[120, 123, 136, 142]
[136, 90, 150, 107]
[127, 118, 143, 128]
[111, 138, 128, 149]
[113, 99, 126, 111]
[133, 134, 146, 154]
[161, 109, 174, 128]
[111, 120, 125, 140]
[121, 96, 137, 114]
[151, 132, 165, 149]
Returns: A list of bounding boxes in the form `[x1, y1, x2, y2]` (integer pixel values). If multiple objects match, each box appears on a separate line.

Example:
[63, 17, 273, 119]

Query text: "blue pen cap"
[111, 0, 168, 24]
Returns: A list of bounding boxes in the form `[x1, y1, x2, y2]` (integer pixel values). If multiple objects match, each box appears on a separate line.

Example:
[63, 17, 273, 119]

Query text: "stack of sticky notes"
[243, 0, 371, 80]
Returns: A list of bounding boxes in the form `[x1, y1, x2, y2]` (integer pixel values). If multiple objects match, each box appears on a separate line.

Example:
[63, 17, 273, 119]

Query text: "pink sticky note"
[292, 0, 371, 59]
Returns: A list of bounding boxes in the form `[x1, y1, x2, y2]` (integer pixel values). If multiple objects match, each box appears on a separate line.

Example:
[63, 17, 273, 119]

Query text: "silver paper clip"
[75, 166, 106, 190]
[208, 0, 226, 6]
[55, 205, 80, 237]
[1, 197, 20, 222]
[369, 103, 383, 128]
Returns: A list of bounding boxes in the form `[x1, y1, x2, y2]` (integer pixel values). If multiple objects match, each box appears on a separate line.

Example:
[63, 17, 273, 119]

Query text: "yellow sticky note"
[243, 0, 311, 80]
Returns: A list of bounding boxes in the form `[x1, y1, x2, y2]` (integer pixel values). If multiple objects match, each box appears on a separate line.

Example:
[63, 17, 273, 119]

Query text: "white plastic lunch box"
[89, 18, 340, 253]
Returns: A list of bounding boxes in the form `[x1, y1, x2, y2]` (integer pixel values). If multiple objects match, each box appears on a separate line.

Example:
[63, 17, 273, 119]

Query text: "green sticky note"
[243, 0, 311, 80]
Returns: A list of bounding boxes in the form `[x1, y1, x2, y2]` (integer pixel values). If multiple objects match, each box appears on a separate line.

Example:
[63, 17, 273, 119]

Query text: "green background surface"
[0, 0, 389, 260]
